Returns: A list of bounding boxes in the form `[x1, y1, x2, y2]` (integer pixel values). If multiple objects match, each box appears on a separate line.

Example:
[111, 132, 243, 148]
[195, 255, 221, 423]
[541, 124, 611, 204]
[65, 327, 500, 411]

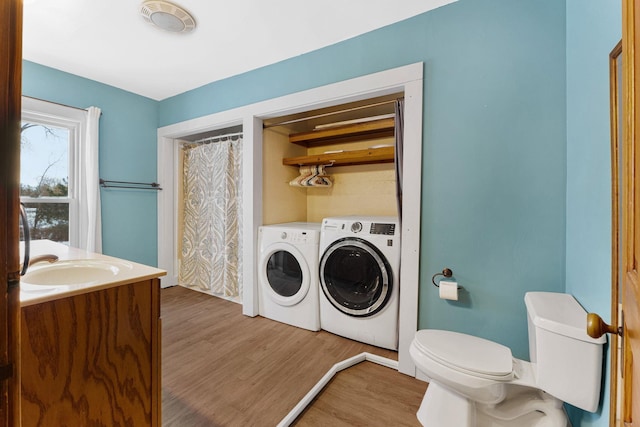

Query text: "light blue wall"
[160, 0, 567, 361]
[22, 61, 159, 266]
[418, 0, 566, 361]
[565, 1, 621, 425]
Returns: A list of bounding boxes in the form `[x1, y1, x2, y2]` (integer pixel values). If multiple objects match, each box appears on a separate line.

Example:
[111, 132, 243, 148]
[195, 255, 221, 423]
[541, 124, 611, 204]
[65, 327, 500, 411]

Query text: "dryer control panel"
[280, 230, 319, 245]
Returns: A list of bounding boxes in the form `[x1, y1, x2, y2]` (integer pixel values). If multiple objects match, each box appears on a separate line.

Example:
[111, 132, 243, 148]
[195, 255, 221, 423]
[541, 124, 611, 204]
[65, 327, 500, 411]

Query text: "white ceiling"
[23, 0, 456, 101]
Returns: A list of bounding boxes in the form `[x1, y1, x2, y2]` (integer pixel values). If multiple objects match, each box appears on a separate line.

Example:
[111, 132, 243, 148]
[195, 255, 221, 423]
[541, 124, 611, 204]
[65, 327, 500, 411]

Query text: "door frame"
[157, 62, 424, 376]
[0, 0, 23, 423]
[608, 39, 622, 426]
[618, 0, 640, 422]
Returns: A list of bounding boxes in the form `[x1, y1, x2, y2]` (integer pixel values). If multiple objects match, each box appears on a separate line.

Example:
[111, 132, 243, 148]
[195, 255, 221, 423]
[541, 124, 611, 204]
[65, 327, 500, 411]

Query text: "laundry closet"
[258, 94, 404, 350]
[261, 94, 402, 224]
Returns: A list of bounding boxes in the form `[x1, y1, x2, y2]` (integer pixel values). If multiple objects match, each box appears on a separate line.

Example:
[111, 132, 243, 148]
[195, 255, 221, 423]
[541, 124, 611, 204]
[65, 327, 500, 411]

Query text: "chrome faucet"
[19, 203, 59, 274]
[20, 203, 30, 276]
[28, 254, 59, 266]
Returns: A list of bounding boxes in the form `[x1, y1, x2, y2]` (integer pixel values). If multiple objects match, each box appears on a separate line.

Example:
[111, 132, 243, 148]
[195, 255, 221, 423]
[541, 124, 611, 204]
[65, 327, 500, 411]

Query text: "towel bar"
[99, 179, 162, 190]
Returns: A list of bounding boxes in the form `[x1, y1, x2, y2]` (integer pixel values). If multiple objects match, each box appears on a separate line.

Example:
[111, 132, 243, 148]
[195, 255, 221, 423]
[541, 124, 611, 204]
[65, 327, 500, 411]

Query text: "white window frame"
[21, 97, 87, 248]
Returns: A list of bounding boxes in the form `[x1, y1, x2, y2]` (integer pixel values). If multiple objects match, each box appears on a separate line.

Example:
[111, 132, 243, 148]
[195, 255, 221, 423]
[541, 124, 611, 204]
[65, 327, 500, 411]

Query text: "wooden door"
[621, 0, 640, 424]
[0, 0, 23, 425]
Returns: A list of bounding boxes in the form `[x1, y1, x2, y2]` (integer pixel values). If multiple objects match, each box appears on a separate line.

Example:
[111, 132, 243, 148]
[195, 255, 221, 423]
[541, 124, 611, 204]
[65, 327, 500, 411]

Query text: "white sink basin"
[22, 259, 134, 286]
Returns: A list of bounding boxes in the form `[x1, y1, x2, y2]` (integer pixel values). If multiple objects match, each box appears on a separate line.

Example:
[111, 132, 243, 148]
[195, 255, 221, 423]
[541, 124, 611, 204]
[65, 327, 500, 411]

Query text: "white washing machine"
[318, 216, 400, 350]
[258, 222, 321, 331]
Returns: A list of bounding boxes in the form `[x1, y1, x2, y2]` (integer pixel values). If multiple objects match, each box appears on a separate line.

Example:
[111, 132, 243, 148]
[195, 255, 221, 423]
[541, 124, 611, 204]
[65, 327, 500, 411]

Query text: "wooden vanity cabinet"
[20, 278, 161, 427]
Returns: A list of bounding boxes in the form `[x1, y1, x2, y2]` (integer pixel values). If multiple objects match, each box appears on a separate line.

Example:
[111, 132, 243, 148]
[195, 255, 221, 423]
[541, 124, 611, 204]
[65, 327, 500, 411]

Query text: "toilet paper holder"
[431, 268, 461, 289]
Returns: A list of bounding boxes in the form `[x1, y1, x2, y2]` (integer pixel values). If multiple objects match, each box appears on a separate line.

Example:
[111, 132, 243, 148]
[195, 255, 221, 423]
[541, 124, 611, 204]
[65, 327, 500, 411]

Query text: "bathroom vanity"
[19, 241, 166, 427]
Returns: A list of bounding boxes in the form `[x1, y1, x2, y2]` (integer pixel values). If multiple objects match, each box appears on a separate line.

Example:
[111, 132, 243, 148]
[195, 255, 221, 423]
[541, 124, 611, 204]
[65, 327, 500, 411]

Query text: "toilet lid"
[413, 330, 513, 378]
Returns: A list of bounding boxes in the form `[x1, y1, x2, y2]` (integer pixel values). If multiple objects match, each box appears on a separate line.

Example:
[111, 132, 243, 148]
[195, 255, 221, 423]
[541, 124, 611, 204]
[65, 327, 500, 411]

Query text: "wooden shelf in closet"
[282, 146, 395, 167]
[288, 117, 395, 147]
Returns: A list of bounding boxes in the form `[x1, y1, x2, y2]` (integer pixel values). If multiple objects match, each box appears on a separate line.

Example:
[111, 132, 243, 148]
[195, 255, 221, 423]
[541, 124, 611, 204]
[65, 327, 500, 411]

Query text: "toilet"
[409, 292, 606, 426]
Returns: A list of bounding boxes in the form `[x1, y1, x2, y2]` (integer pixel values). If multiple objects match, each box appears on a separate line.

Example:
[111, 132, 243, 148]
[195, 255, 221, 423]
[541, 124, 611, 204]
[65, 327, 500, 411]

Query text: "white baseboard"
[277, 352, 399, 427]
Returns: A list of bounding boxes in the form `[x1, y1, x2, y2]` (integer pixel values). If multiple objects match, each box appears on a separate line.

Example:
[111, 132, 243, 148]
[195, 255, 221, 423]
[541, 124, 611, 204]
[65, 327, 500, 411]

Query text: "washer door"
[259, 242, 310, 306]
[319, 237, 392, 317]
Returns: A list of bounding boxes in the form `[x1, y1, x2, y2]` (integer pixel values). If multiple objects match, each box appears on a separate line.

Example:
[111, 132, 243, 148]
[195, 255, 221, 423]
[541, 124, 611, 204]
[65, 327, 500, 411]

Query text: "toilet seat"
[413, 330, 514, 381]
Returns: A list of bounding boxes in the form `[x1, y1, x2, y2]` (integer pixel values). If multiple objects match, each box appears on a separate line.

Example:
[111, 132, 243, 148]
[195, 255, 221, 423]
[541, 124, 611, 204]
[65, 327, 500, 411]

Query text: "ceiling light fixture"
[140, 0, 196, 34]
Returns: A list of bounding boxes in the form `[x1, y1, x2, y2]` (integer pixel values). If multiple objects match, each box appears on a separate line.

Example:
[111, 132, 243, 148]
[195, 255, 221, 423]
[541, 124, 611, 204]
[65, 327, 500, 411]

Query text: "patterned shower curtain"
[179, 134, 243, 297]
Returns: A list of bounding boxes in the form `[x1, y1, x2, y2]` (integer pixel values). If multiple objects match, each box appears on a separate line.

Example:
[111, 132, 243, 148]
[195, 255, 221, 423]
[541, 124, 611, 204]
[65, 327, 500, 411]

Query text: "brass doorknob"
[587, 313, 622, 339]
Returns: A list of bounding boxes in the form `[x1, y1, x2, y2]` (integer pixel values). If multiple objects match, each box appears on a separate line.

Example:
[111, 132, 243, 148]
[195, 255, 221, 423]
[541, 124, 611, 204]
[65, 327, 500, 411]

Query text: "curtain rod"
[190, 131, 244, 145]
[23, 95, 95, 114]
[263, 99, 401, 129]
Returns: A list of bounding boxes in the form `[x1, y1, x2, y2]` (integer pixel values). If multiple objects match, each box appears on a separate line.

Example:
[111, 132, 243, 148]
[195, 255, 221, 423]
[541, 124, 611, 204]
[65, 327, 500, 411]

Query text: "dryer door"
[319, 237, 392, 317]
[259, 242, 310, 306]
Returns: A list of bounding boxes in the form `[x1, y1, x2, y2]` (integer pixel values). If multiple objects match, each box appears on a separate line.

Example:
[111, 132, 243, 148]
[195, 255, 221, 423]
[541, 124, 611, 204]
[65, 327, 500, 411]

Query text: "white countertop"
[20, 240, 166, 307]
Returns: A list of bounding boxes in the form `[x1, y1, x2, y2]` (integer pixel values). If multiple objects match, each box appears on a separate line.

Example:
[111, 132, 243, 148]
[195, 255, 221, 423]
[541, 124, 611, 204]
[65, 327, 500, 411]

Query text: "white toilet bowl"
[410, 292, 606, 427]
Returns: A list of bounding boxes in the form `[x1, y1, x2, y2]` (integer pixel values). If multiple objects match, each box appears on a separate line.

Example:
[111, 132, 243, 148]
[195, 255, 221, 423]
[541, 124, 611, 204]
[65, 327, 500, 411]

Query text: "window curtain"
[79, 106, 102, 252]
[179, 134, 243, 298]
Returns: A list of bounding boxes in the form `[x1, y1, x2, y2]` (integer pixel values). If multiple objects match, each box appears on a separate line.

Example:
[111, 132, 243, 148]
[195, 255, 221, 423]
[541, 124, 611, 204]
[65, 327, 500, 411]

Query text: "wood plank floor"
[293, 362, 426, 426]
[162, 286, 426, 426]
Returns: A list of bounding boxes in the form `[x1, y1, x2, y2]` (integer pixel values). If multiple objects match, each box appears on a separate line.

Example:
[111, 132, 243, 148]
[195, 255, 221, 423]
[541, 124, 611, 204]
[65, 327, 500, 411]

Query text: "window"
[21, 97, 85, 247]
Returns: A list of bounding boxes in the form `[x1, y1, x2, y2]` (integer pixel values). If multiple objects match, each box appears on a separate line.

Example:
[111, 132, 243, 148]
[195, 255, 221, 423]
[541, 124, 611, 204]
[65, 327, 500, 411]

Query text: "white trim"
[19, 197, 73, 204]
[157, 136, 178, 286]
[158, 62, 423, 376]
[242, 116, 263, 316]
[276, 352, 399, 427]
[397, 78, 423, 376]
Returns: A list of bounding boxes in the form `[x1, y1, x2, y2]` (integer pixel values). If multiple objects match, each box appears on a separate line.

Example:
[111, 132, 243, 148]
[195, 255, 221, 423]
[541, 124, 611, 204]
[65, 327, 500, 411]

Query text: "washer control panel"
[370, 222, 396, 236]
[321, 217, 398, 237]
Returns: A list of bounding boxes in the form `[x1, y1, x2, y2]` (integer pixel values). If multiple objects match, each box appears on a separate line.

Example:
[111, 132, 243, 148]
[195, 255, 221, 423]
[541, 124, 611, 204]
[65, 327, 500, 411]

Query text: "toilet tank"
[525, 292, 606, 413]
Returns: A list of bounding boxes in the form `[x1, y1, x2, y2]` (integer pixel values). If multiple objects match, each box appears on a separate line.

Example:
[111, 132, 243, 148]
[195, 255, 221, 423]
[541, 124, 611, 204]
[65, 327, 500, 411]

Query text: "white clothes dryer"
[258, 222, 321, 331]
[318, 216, 400, 350]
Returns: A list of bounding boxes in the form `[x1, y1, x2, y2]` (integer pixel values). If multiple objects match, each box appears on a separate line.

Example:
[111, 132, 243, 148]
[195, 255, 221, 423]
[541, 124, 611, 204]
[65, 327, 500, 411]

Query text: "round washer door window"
[319, 237, 392, 317]
[260, 242, 310, 306]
